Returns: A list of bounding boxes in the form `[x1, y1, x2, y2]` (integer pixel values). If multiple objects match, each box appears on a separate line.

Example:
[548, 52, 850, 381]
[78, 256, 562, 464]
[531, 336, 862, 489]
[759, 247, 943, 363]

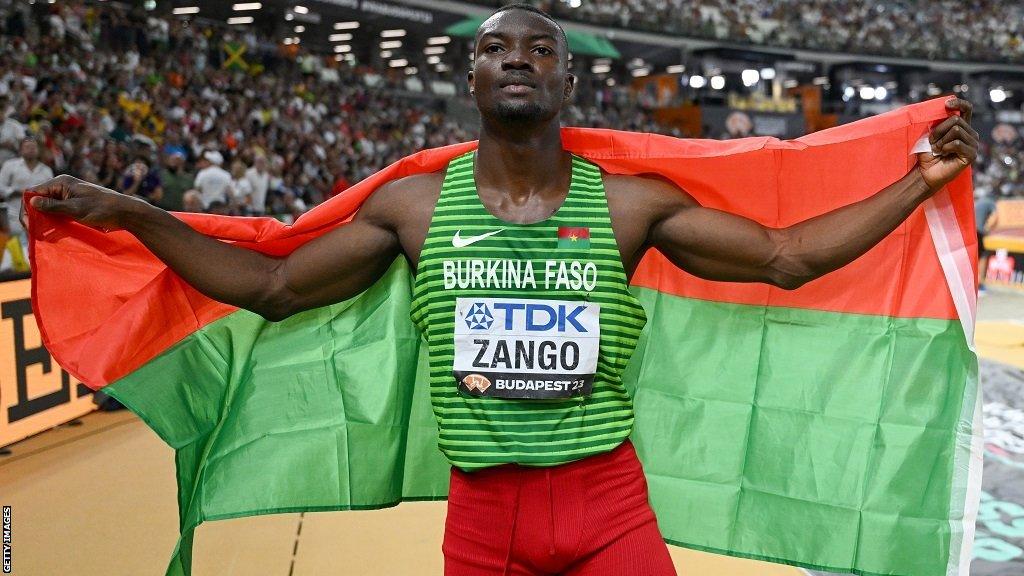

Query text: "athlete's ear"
[563, 72, 576, 101]
[468, 70, 475, 97]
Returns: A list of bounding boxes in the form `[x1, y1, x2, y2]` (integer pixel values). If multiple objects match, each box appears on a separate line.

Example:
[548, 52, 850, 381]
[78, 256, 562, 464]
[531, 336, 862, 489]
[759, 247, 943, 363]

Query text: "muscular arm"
[30, 175, 404, 321]
[632, 99, 978, 289]
[642, 170, 933, 289]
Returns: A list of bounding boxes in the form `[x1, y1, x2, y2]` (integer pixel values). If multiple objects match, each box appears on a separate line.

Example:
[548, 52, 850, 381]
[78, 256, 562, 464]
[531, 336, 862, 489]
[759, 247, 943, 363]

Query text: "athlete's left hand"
[917, 98, 978, 192]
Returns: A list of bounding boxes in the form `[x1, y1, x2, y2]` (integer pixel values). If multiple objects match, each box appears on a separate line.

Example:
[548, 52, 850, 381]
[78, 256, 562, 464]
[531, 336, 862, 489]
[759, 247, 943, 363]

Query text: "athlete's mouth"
[499, 76, 536, 93]
[501, 84, 535, 95]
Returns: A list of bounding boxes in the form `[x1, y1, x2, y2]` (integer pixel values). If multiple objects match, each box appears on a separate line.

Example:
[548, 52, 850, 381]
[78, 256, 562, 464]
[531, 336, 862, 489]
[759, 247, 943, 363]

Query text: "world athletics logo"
[464, 303, 494, 330]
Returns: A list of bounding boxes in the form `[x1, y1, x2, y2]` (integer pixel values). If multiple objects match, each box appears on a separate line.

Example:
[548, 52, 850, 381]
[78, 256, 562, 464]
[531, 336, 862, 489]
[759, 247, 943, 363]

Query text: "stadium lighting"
[741, 69, 759, 87]
[843, 86, 855, 100]
[381, 29, 406, 38]
[227, 16, 254, 25]
[427, 56, 441, 65]
[335, 21, 359, 30]
[380, 50, 393, 58]
[874, 86, 888, 100]
[427, 36, 451, 45]
[173, 6, 200, 15]
[760, 67, 775, 80]
[330, 34, 352, 42]
[991, 88, 1007, 103]
[926, 84, 942, 96]
[285, 13, 294, 20]
[389, 59, 409, 68]
[405, 67, 418, 75]
[294, 26, 305, 33]
[334, 44, 351, 53]
[606, 78, 616, 87]
[591, 64, 611, 74]
[293, 5, 308, 14]
[424, 46, 446, 55]
[812, 76, 828, 86]
[782, 79, 798, 88]
[380, 40, 402, 50]
[710, 75, 725, 90]
[436, 64, 450, 72]
[859, 86, 876, 100]
[568, 0, 582, 7]
[283, 38, 294, 45]
[631, 68, 649, 78]
[689, 75, 706, 89]
[666, 65, 685, 74]
[232, 3, 261, 10]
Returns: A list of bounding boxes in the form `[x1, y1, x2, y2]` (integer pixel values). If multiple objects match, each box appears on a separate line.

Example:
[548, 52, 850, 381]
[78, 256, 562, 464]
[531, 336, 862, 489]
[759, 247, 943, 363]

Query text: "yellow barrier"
[0, 278, 96, 447]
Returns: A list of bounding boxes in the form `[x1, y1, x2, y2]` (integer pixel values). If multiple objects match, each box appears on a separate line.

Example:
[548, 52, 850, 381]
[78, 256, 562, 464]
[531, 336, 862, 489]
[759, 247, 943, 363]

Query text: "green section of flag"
[105, 257, 975, 576]
[624, 290, 976, 576]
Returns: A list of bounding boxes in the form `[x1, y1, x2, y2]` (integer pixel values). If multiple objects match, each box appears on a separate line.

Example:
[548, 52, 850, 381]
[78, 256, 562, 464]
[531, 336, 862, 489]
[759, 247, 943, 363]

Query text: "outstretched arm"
[646, 98, 978, 289]
[29, 176, 403, 321]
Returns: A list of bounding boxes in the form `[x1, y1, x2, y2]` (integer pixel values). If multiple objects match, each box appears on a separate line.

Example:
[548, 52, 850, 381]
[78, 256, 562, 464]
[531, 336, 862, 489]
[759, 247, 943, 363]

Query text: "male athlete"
[28, 4, 977, 575]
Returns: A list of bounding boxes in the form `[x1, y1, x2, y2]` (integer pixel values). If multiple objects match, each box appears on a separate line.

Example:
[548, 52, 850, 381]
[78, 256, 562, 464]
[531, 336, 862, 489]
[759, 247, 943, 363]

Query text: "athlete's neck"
[475, 118, 572, 206]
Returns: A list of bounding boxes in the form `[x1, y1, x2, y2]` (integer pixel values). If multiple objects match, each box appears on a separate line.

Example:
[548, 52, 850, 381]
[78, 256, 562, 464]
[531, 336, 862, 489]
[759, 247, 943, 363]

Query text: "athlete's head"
[468, 4, 575, 126]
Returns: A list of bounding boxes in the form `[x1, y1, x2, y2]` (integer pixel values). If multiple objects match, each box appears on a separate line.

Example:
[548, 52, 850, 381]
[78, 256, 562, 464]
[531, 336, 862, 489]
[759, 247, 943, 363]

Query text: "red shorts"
[443, 440, 677, 576]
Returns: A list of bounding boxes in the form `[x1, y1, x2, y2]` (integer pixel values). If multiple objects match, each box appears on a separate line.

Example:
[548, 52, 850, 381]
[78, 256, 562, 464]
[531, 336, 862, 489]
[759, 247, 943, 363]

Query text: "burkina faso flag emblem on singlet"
[557, 226, 590, 249]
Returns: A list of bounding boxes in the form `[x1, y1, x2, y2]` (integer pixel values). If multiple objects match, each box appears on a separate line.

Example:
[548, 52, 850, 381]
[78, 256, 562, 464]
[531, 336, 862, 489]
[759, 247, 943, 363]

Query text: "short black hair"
[481, 3, 568, 54]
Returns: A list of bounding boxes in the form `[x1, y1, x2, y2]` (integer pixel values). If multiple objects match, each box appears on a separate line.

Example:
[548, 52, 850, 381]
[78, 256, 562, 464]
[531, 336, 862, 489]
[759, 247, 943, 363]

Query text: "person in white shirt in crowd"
[228, 160, 252, 215]
[193, 150, 232, 210]
[0, 137, 52, 271]
[244, 154, 270, 216]
[0, 97, 26, 166]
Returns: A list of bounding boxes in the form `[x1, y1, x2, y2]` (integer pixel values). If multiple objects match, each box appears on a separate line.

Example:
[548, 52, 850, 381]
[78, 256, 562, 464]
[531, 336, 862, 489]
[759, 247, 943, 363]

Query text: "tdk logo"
[465, 303, 494, 330]
[492, 302, 588, 333]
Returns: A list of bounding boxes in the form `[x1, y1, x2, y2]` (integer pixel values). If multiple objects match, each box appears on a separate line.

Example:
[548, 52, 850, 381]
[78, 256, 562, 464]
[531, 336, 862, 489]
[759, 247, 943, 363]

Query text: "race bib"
[453, 297, 600, 399]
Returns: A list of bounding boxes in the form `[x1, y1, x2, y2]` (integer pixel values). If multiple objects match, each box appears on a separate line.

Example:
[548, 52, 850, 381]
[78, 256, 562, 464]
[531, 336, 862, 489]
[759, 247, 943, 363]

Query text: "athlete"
[28, 4, 977, 575]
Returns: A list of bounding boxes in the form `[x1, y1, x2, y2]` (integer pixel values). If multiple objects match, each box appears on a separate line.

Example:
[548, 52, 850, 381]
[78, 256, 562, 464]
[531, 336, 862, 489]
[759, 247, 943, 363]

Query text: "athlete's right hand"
[28, 174, 147, 232]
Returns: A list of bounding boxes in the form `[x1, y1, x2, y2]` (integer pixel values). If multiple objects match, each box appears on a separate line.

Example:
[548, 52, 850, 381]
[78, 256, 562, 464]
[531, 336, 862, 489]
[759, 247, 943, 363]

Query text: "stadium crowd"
[975, 127, 1024, 201]
[0, 0, 677, 228]
[0, 0, 1020, 270]
[533, 0, 1024, 64]
[0, 0, 473, 225]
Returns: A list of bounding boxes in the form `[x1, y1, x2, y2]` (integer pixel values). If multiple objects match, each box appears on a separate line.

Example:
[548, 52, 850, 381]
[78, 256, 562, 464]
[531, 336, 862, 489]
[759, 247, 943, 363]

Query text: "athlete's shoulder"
[360, 170, 445, 231]
[375, 170, 446, 198]
[602, 172, 699, 214]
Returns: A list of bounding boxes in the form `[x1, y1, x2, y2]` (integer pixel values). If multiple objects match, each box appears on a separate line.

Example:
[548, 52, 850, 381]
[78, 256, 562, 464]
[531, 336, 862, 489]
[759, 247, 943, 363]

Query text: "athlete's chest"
[398, 180, 647, 279]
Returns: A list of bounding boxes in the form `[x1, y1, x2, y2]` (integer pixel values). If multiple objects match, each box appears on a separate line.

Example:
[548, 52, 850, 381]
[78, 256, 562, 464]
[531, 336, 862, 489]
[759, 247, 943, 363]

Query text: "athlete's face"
[469, 10, 575, 125]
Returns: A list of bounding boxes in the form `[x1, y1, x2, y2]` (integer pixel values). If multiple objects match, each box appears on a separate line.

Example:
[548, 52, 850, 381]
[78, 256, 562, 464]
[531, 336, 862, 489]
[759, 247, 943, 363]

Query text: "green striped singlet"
[410, 151, 647, 471]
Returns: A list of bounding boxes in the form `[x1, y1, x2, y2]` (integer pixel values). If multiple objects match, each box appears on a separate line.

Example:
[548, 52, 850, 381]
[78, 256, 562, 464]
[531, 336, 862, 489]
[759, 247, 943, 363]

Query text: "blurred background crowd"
[533, 0, 1024, 64]
[0, 0, 1022, 274]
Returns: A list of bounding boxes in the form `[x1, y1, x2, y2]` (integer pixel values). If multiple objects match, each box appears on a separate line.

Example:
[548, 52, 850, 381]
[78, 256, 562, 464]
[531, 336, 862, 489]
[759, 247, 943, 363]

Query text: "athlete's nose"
[501, 46, 533, 71]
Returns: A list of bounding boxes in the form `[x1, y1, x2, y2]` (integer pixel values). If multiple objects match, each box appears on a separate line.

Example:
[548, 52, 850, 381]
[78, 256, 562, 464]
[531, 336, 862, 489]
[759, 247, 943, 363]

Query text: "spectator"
[157, 150, 193, 212]
[229, 160, 252, 214]
[0, 97, 26, 165]
[0, 137, 53, 271]
[121, 153, 163, 204]
[244, 154, 270, 215]
[182, 189, 205, 213]
[193, 150, 232, 210]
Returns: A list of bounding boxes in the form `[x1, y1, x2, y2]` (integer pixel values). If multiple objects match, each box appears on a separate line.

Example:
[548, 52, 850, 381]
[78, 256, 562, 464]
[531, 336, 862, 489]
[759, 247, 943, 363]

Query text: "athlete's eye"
[485, 44, 504, 53]
[534, 46, 553, 56]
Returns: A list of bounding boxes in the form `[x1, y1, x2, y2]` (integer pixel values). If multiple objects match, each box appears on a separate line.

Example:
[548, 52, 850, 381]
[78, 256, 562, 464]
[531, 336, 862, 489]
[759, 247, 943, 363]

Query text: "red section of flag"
[27, 98, 974, 390]
[557, 226, 590, 240]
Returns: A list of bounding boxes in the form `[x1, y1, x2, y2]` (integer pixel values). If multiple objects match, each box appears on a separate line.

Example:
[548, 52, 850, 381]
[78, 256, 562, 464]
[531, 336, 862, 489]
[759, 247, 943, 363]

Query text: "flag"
[557, 226, 590, 249]
[28, 97, 980, 576]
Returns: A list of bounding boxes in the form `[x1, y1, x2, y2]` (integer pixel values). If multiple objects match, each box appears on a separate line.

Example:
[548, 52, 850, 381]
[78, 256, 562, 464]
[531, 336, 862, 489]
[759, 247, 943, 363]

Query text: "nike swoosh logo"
[452, 229, 505, 248]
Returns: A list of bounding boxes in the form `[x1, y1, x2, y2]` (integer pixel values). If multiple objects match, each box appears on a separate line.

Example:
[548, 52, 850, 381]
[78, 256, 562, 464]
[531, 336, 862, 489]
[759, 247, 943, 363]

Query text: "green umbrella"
[445, 16, 621, 59]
